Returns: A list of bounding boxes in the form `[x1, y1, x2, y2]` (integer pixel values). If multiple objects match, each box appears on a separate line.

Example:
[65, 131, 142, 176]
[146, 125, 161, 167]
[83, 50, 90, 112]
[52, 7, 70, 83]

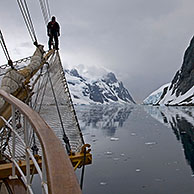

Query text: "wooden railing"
[0, 89, 81, 194]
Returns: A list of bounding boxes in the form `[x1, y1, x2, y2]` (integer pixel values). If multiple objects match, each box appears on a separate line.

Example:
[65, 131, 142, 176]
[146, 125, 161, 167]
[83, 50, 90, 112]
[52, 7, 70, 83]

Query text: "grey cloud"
[0, 0, 194, 102]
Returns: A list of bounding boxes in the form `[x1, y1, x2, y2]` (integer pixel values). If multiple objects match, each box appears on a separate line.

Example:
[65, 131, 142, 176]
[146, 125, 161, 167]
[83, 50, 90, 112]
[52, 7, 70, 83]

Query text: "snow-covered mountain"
[144, 36, 194, 106]
[64, 68, 135, 105]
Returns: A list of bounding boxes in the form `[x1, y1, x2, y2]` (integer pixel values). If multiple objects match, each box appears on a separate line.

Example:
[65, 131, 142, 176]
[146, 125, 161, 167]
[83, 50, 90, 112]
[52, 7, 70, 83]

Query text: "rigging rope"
[16, 0, 38, 46]
[45, 0, 51, 20]
[0, 30, 14, 69]
[80, 148, 86, 190]
[38, 0, 51, 25]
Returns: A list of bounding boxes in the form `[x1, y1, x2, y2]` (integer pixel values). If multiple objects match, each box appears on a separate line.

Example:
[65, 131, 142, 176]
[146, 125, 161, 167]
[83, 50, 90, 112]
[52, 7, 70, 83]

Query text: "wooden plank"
[0, 159, 41, 179]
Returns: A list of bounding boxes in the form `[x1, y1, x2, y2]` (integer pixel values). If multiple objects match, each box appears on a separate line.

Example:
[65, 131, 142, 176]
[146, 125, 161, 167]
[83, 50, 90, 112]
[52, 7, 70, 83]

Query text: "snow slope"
[159, 85, 194, 106]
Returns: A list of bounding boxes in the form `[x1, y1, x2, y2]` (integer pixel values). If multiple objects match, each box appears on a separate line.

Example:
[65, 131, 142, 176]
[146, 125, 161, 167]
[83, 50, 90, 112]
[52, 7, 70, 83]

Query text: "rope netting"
[32, 51, 84, 153]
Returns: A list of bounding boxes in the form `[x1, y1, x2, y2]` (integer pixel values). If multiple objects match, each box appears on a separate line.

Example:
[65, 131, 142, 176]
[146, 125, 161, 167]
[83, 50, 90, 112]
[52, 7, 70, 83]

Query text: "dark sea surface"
[75, 105, 194, 194]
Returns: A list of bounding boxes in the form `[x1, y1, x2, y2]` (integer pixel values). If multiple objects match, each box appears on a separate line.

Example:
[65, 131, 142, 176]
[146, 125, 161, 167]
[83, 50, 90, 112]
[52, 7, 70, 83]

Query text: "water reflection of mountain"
[144, 106, 194, 173]
[76, 105, 133, 136]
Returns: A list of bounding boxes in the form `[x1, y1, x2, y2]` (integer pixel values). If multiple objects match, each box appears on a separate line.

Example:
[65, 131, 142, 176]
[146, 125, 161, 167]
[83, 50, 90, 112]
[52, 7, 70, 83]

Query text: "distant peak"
[70, 69, 80, 77]
[103, 72, 117, 84]
[64, 67, 135, 105]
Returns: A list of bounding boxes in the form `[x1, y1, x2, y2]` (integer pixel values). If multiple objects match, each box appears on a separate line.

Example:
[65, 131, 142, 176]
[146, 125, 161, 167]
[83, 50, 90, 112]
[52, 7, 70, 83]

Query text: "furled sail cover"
[0, 46, 43, 109]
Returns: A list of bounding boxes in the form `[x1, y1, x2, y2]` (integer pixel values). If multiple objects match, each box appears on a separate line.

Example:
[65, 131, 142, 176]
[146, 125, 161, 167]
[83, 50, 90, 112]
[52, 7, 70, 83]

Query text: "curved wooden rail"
[0, 89, 81, 194]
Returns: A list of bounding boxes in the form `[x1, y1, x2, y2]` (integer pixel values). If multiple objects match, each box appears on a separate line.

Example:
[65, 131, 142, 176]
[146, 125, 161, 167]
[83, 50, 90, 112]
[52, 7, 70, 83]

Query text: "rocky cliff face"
[65, 68, 135, 105]
[144, 36, 194, 106]
[170, 37, 194, 97]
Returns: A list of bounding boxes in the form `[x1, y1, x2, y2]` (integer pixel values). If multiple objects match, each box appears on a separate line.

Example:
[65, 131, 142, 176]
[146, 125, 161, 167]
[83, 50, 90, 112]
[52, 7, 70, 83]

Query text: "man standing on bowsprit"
[47, 16, 60, 50]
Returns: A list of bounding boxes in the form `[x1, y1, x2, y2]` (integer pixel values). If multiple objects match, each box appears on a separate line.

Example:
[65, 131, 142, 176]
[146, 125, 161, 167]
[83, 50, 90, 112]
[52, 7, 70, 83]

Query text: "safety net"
[31, 51, 84, 153]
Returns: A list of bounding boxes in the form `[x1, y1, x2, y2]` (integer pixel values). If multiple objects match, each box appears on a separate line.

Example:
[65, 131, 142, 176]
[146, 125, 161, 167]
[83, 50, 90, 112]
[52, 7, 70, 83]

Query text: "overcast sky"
[0, 0, 194, 102]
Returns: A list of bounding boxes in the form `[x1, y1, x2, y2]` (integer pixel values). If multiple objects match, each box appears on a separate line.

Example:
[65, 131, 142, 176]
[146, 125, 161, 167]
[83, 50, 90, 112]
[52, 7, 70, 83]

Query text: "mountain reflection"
[76, 105, 133, 136]
[144, 106, 194, 173]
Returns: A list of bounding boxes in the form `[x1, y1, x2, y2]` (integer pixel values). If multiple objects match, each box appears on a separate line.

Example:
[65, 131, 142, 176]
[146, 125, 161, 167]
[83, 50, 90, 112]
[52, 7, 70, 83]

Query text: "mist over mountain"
[144, 36, 194, 106]
[64, 68, 135, 105]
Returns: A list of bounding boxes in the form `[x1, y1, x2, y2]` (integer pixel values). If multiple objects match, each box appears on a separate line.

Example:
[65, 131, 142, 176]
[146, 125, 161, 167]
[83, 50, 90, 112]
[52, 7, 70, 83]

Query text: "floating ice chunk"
[105, 151, 112, 155]
[145, 142, 157, 145]
[136, 169, 141, 172]
[113, 158, 120, 161]
[100, 182, 107, 185]
[110, 137, 119, 141]
[155, 178, 164, 182]
[120, 153, 125, 156]
[131, 133, 136, 136]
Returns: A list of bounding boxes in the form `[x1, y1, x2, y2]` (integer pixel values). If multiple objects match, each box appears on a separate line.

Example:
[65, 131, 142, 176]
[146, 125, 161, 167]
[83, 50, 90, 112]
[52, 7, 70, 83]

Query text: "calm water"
[75, 105, 194, 194]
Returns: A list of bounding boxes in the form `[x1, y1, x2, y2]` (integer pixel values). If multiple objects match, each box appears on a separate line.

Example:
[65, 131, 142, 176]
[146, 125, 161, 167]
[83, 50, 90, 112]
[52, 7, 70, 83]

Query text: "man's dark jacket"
[47, 21, 60, 36]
